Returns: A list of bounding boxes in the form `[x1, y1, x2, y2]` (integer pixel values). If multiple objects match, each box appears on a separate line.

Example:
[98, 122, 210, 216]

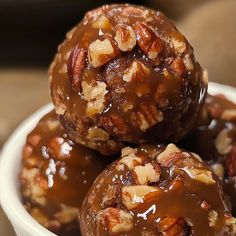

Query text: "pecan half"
[99, 115, 128, 135]
[134, 22, 163, 60]
[67, 45, 86, 92]
[156, 217, 187, 235]
[132, 104, 164, 131]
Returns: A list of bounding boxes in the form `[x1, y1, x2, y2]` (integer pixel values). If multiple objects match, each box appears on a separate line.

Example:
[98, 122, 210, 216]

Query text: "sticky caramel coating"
[20, 111, 109, 236]
[80, 144, 235, 236]
[181, 94, 236, 215]
[50, 4, 207, 155]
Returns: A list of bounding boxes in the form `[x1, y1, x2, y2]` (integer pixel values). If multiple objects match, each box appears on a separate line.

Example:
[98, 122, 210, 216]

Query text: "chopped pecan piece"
[114, 24, 136, 51]
[116, 147, 142, 170]
[122, 185, 161, 209]
[123, 60, 150, 83]
[88, 38, 117, 68]
[171, 57, 186, 76]
[183, 167, 216, 185]
[171, 37, 186, 54]
[92, 15, 111, 29]
[157, 144, 181, 164]
[96, 208, 133, 234]
[133, 163, 161, 185]
[82, 81, 108, 116]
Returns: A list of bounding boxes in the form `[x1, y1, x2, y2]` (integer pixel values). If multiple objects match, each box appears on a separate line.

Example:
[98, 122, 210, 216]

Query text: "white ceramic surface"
[0, 82, 236, 236]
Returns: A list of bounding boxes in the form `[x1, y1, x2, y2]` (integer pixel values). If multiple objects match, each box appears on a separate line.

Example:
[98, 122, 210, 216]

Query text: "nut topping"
[97, 208, 133, 233]
[171, 57, 186, 76]
[157, 144, 181, 164]
[117, 147, 142, 170]
[183, 167, 216, 185]
[132, 104, 164, 131]
[86, 126, 110, 141]
[183, 54, 194, 71]
[123, 60, 150, 83]
[134, 22, 163, 60]
[67, 45, 86, 92]
[208, 210, 218, 227]
[99, 115, 128, 136]
[156, 217, 186, 235]
[82, 81, 108, 116]
[88, 38, 117, 68]
[215, 129, 232, 155]
[171, 37, 186, 54]
[114, 24, 136, 51]
[122, 185, 160, 209]
[133, 163, 161, 185]
[92, 15, 111, 29]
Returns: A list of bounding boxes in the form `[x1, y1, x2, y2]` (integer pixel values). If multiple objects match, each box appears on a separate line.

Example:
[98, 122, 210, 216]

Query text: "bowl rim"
[0, 103, 56, 236]
[0, 82, 236, 236]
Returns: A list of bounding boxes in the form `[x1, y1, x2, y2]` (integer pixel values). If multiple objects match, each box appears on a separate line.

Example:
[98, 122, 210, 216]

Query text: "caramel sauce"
[181, 94, 236, 216]
[20, 111, 110, 235]
[81, 145, 231, 235]
[50, 4, 206, 155]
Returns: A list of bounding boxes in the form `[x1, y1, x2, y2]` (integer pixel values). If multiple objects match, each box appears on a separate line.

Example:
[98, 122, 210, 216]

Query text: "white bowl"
[0, 82, 236, 236]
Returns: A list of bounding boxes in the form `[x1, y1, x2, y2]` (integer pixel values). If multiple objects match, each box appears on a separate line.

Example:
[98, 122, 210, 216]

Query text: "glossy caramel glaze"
[20, 111, 110, 236]
[80, 144, 235, 236]
[180, 94, 236, 215]
[50, 4, 206, 155]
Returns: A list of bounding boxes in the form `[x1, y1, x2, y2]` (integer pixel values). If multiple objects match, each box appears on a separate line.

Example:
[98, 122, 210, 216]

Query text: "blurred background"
[0, 0, 236, 234]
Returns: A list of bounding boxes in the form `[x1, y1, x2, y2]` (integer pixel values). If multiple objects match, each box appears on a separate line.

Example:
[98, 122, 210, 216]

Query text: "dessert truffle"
[20, 111, 109, 235]
[181, 94, 236, 214]
[80, 144, 236, 235]
[50, 4, 207, 155]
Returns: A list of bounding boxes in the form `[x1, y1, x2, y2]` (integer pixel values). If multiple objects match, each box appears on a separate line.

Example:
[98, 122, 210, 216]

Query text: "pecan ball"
[20, 111, 109, 235]
[50, 4, 207, 155]
[80, 144, 236, 235]
[181, 94, 236, 214]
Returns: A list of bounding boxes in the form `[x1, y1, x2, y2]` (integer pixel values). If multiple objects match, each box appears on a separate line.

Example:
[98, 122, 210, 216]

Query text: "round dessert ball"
[181, 94, 236, 215]
[80, 143, 236, 235]
[50, 4, 207, 155]
[20, 111, 109, 235]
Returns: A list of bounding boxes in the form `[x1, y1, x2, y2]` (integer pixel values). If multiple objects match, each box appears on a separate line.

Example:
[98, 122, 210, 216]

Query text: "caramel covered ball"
[20, 111, 109, 236]
[80, 144, 236, 235]
[50, 4, 207, 155]
[181, 94, 236, 215]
